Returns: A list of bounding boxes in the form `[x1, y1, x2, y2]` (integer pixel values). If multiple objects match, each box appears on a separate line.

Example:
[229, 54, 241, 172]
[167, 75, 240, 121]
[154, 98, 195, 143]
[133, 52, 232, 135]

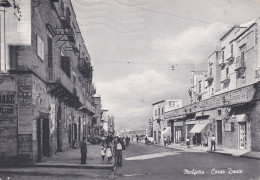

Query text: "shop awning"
[236, 114, 246, 122]
[162, 127, 171, 136]
[189, 123, 208, 133]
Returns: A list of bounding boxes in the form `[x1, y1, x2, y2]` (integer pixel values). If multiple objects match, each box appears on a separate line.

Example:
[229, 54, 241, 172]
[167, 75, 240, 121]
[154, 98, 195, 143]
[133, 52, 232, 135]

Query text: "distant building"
[152, 100, 182, 144]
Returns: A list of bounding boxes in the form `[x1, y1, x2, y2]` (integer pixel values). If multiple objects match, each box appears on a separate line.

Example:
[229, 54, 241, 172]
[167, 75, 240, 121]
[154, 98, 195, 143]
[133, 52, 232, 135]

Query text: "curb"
[0, 170, 89, 177]
[33, 163, 114, 170]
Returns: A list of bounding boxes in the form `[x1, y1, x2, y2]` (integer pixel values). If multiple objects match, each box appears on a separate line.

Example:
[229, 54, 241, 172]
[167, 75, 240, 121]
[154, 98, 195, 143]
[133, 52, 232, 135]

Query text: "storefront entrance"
[217, 120, 222, 145]
[37, 117, 50, 161]
[239, 122, 247, 149]
[158, 131, 161, 144]
[154, 131, 157, 142]
[175, 127, 182, 143]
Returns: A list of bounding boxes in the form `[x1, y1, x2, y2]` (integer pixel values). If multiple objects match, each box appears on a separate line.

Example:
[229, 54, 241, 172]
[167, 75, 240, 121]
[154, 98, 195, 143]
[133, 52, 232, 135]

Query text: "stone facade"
[0, 0, 98, 165]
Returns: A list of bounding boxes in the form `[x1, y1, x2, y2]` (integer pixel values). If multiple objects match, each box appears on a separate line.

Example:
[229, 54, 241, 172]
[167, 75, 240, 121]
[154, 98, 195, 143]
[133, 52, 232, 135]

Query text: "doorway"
[239, 122, 247, 149]
[37, 118, 42, 162]
[42, 118, 50, 157]
[217, 120, 222, 145]
[69, 124, 72, 148]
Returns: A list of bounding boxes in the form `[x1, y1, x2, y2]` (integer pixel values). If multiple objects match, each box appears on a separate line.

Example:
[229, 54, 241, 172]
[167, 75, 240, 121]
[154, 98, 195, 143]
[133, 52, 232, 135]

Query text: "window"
[158, 108, 160, 115]
[226, 67, 229, 76]
[241, 51, 245, 66]
[210, 67, 212, 76]
[198, 81, 202, 93]
[162, 108, 164, 115]
[231, 44, 233, 56]
[37, 35, 44, 60]
[60, 56, 71, 78]
[155, 110, 157, 116]
[222, 50, 225, 60]
[218, 109, 221, 116]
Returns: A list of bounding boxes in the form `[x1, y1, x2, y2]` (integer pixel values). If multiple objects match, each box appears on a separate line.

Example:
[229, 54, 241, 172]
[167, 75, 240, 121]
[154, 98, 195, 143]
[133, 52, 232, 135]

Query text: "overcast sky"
[71, 0, 260, 131]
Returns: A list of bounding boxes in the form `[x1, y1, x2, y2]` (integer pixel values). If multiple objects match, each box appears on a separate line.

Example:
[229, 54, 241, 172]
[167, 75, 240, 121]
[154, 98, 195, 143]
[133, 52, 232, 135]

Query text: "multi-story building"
[0, 0, 96, 165]
[165, 18, 260, 151]
[107, 115, 115, 135]
[100, 109, 108, 136]
[152, 100, 182, 144]
[92, 95, 103, 138]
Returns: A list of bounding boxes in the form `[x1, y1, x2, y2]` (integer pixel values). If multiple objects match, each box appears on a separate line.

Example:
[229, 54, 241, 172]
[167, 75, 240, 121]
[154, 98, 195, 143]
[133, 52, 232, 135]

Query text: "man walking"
[80, 137, 87, 164]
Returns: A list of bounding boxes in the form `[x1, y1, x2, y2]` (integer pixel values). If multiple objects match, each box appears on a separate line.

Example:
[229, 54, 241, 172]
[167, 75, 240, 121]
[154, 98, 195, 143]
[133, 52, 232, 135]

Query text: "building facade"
[152, 100, 182, 144]
[165, 18, 260, 151]
[0, 0, 97, 165]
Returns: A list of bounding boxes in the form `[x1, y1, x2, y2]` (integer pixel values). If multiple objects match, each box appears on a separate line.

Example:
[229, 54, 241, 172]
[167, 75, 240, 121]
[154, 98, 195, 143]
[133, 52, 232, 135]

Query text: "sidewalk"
[35, 144, 114, 169]
[140, 140, 260, 160]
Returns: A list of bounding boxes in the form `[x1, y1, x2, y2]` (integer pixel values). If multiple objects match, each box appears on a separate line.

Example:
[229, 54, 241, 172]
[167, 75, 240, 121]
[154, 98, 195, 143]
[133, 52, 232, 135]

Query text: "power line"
[136, 6, 230, 27]
[93, 60, 208, 66]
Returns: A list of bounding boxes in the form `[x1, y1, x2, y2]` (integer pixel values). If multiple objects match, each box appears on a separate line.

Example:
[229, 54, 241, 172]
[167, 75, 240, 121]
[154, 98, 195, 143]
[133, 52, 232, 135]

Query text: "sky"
[71, 0, 260, 131]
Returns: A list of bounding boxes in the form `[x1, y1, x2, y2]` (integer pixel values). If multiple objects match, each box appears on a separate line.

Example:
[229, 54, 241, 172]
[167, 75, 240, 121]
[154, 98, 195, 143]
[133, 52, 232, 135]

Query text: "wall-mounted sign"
[0, 92, 16, 119]
[18, 107, 32, 134]
[165, 100, 183, 112]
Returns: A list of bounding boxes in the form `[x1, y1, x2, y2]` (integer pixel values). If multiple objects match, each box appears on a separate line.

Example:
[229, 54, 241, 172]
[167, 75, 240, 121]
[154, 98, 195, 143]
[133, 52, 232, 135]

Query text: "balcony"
[255, 69, 260, 78]
[205, 72, 214, 82]
[227, 55, 235, 64]
[47, 67, 82, 108]
[221, 74, 230, 83]
[218, 58, 226, 68]
[235, 56, 245, 72]
[78, 97, 96, 116]
[78, 58, 92, 79]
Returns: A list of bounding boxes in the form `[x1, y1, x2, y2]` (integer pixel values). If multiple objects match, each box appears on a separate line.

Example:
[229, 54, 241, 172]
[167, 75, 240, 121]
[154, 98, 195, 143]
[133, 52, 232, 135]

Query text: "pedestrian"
[80, 137, 87, 164]
[101, 143, 106, 161]
[164, 136, 167, 146]
[126, 136, 129, 147]
[136, 135, 139, 143]
[210, 134, 216, 151]
[106, 144, 113, 164]
[186, 136, 190, 148]
[167, 136, 171, 145]
[114, 137, 125, 167]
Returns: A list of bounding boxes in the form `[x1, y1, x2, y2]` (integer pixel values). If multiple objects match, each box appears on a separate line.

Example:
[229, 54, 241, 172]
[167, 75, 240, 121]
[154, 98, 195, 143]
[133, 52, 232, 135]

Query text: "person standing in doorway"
[210, 134, 216, 151]
[80, 137, 87, 164]
[186, 136, 190, 148]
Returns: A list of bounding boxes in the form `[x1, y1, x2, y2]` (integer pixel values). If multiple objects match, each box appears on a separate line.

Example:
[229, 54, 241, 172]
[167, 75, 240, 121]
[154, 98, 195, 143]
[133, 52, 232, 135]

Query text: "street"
[1, 143, 259, 180]
[113, 142, 260, 180]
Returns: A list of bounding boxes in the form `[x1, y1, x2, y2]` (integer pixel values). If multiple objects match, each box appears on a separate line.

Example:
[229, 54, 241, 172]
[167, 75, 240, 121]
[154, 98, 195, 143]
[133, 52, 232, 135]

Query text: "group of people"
[163, 136, 171, 146]
[79, 135, 131, 167]
[101, 136, 131, 166]
[185, 134, 216, 150]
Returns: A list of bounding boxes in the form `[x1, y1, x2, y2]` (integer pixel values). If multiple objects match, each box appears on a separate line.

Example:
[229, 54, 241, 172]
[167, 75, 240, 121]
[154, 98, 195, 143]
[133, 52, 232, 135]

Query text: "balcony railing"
[235, 56, 245, 71]
[205, 72, 214, 82]
[221, 74, 230, 83]
[255, 69, 260, 78]
[218, 58, 226, 67]
[227, 55, 234, 63]
[47, 67, 74, 94]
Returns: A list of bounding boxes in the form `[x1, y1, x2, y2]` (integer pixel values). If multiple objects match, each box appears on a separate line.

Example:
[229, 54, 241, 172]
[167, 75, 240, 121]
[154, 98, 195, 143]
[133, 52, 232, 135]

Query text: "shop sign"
[0, 92, 16, 119]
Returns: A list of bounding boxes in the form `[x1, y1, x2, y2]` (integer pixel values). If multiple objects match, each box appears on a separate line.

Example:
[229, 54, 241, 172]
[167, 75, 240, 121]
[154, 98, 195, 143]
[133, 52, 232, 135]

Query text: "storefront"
[189, 119, 209, 146]
[174, 121, 184, 143]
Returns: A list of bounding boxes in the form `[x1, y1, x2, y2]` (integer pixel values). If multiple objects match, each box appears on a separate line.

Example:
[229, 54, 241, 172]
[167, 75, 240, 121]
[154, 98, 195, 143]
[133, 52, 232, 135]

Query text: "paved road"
[113, 142, 260, 180]
[1, 143, 259, 180]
